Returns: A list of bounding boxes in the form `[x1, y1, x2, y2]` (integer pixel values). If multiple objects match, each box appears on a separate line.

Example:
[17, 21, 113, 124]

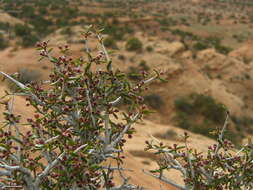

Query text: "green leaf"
[50, 56, 58, 63]
[102, 170, 107, 181]
[48, 48, 53, 53]
[38, 57, 45, 62]
[35, 144, 44, 150]
[129, 73, 141, 77]
[154, 69, 168, 83]
[159, 78, 168, 83]
[90, 164, 101, 170]
[150, 169, 160, 173]
[107, 60, 112, 71]
[116, 73, 125, 78]
[10, 136, 23, 145]
[0, 143, 8, 150]
[98, 28, 104, 33]
[176, 146, 185, 150]
[85, 62, 91, 73]
[34, 155, 43, 161]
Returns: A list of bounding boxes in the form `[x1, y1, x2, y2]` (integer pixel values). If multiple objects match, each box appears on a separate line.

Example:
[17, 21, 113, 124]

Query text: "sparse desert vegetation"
[0, 0, 253, 189]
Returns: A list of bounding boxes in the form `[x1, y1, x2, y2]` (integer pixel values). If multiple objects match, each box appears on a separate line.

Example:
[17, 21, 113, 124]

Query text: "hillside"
[1, 0, 253, 189]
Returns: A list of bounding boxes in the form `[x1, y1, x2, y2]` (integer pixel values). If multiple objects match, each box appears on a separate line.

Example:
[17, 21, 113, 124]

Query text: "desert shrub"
[0, 22, 10, 31]
[21, 34, 39, 47]
[215, 44, 232, 55]
[145, 115, 253, 190]
[191, 93, 226, 124]
[204, 36, 232, 55]
[103, 24, 121, 39]
[123, 25, 134, 34]
[144, 94, 164, 110]
[0, 34, 8, 50]
[231, 115, 253, 133]
[173, 93, 235, 142]
[146, 45, 153, 52]
[30, 16, 54, 36]
[20, 5, 36, 18]
[170, 29, 199, 41]
[193, 41, 209, 51]
[14, 24, 32, 37]
[174, 111, 191, 129]
[14, 24, 39, 47]
[126, 37, 143, 51]
[174, 97, 194, 114]
[139, 60, 150, 71]
[233, 34, 245, 43]
[103, 24, 133, 40]
[157, 17, 177, 27]
[103, 36, 117, 49]
[189, 120, 214, 137]
[0, 27, 161, 189]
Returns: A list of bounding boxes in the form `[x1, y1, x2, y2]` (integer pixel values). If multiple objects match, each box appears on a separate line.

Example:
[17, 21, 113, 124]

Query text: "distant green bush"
[170, 29, 200, 41]
[126, 37, 143, 51]
[191, 93, 226, 124]
[204, 36, 232, 55]
[0, 22, 10, 31]
[174, 111, 191, 129]
[146, 45, 153, 52]
[14, 24, 32, 37]
[21, 35, 39, 47]
[20, 5, 35, 18]
[103, 36, 117, 49]
[144, 94, 164, 110]
[0, 34, 8, 50]
[215, 44, 232, 55]
[103, 24, 133, 40]
[139, 60, 150, 71]
[14, 24, 39, 47]
[231, 115, 253, 133]
[193, 42, 209, 51]
[173, 93, 240, 143]
[174, 97, 194, 114]
[157, 17, 177, 27]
